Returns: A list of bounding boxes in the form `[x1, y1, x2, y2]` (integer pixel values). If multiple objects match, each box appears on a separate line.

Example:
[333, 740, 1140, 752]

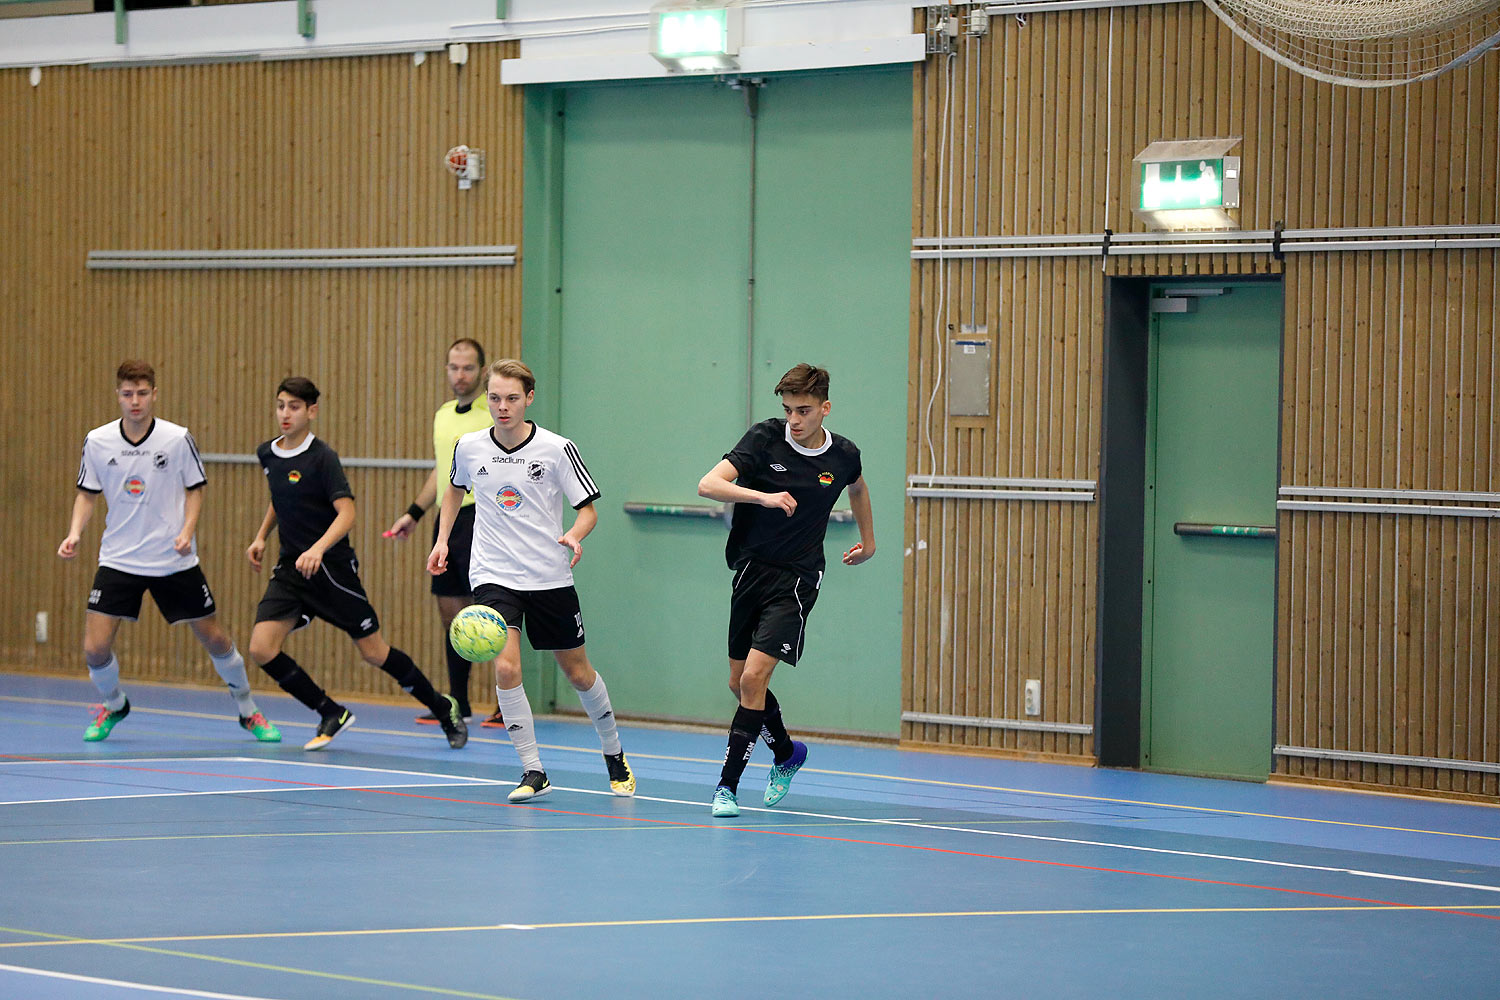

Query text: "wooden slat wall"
[910, 7, 1499, 795]
[0, 43, 523, 714]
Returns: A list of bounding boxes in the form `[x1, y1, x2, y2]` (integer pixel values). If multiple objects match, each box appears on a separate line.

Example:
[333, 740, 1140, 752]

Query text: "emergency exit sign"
[1139, 157, 1240, 211]
[654, 8, 729, 58]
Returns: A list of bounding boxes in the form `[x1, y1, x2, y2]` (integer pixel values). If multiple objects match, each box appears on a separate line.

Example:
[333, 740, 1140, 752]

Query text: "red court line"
[6, 754, 1495, 923]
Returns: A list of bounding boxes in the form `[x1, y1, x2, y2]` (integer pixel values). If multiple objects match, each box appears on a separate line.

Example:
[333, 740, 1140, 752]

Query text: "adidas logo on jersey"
[107, 458, 118, 466]
[477, 465, 489, 476]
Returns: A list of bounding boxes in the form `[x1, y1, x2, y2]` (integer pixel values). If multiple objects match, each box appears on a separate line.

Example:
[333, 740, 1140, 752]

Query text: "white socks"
[209, 645, 258, 717]
[497, 684, 542, 772]
[87, 654, 126, 711]
[576, 673, 622, 755]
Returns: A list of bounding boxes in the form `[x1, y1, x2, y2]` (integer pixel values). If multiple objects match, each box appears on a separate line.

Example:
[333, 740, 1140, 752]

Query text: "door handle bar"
[1173, 522, 1276, 539]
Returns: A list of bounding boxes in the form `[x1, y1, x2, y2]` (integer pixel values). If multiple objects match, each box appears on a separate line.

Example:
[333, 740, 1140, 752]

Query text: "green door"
[1142, 282, 1280, 780]
[538, 70, 910, 733]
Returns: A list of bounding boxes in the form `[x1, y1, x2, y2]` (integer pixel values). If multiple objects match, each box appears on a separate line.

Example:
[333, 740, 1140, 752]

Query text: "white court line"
[8, 755, 1498, 899]
[0, 961, 287, 999]
[550, 786, 1500, 896]
[0, 781, 507, 807]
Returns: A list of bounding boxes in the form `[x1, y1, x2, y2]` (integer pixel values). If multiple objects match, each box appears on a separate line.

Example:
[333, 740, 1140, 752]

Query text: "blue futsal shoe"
[764, 740, 807, 806]
[711, 786, 740, 818]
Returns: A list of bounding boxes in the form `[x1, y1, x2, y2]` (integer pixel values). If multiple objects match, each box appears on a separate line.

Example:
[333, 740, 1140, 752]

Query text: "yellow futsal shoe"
[604, 751, 636, 796]
[509, 770, 552, 801]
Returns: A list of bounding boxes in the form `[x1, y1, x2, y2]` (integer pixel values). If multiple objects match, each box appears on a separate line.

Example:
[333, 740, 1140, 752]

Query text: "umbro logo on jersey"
[781, 643, 792, 654]
[770, 464, 787, 472]
[360, 618, 373, 630]
[477, 465, 489, 476]
[107, 458, 118, 466]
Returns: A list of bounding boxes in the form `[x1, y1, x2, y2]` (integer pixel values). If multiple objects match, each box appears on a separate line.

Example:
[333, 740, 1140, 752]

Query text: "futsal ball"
[448, 605, 509, 662]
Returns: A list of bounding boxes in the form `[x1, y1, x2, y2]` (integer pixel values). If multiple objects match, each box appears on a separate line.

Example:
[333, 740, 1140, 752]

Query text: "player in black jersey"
[697, 363, 876, 816]
[245, 377, 467, 751]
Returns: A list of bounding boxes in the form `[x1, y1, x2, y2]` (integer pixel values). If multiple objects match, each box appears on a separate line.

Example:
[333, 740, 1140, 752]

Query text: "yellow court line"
[0, 927, 520, 1000]
[5, 904, 1499, 951]
[6, 694, 1495, 842]
[0, 817, 888, 848]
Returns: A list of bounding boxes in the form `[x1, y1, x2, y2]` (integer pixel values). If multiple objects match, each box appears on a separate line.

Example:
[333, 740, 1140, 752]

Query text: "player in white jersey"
[57, 360, 280, 743]
[427, 359, 635, 801]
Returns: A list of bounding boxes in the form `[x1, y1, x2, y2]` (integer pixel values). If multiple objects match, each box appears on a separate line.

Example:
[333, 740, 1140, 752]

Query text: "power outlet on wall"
[1023, 679, 1041, 716]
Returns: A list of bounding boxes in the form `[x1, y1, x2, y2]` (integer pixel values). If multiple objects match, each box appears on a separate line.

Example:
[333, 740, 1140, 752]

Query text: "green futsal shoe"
[764, 740, 807, 807]
[83, 699, 131, 742]
[711, 786, 740, 818]
[239, 712, 282, 742]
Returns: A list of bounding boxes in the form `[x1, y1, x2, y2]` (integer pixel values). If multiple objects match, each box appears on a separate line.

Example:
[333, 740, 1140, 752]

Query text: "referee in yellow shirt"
[385, 339, 499, 726]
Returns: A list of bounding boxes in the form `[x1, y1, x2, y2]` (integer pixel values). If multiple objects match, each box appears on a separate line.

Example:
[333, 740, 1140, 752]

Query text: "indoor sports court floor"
[1, 672, 1497, 999]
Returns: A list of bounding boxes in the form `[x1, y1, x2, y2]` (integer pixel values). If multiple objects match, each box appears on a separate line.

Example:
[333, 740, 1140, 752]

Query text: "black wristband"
[407, 503, 426, 522]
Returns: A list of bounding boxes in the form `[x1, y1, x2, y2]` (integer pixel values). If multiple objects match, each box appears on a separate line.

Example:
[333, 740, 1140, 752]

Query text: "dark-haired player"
[697, 363, 875, 817]
[246, 376, 467, 751]
[385, 339, 502, 728]
[58, 360, 280, 743]
[428, 359, 634, 801]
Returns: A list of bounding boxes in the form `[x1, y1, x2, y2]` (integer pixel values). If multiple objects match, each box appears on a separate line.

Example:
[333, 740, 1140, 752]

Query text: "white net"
[1204, 0, 1500, 86]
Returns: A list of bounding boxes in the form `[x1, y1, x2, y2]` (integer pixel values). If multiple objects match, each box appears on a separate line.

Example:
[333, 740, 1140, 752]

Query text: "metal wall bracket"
[926, 5, 955, 54]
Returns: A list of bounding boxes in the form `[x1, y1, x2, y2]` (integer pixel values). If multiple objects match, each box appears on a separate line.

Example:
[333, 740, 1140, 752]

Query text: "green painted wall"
[522, 68, 911, 735]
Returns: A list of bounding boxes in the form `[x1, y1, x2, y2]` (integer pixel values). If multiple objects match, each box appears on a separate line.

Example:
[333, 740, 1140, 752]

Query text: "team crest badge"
[153, 452, 167, 470]
[124, 477, 146, 496]
[287, 470, 302, 483]
[526, 460, 546, 483]
[818, 472, 834, 486]
[494, 485, 524, 512]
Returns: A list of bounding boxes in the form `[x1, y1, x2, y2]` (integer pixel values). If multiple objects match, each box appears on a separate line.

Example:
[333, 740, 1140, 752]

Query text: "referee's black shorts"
[430, 504, 476, 598]
[727, 560, 822, 666]
[255, 554, 381, 639]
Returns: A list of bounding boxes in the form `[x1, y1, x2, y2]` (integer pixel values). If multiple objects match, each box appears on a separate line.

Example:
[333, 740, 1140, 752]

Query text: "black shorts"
[88, 565, 218, 624]
[431, 505, 475, 598]
[472, 583, 585, 652]
[255, 555, 381, 639]
[727, 561, 822, 666]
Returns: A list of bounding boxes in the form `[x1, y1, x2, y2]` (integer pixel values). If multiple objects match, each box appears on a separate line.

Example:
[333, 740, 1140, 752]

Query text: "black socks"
[377, 647, 444, 714]
[761, 689, 795, 764]
[444, 638, 473, 716]
[259, 652, 335, 716]
[718, 704, 766, 795]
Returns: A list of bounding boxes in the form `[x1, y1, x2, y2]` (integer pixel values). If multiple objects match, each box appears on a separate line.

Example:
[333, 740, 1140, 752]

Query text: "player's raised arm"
[427, 482, 466, 575]
[175, 484, 205, 555]
[387, 466, 439, 540]
[246, 503, 277, 571]
[296, 496, 355, 579]
[558, 502, 597, 568]
[57, 490, 98, 559]
[841, 476, 876, 565]
[698, 459, 796, 516]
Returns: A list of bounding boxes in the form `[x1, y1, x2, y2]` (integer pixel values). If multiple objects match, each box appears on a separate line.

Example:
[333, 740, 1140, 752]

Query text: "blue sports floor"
[1, 672, 1497, 999]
